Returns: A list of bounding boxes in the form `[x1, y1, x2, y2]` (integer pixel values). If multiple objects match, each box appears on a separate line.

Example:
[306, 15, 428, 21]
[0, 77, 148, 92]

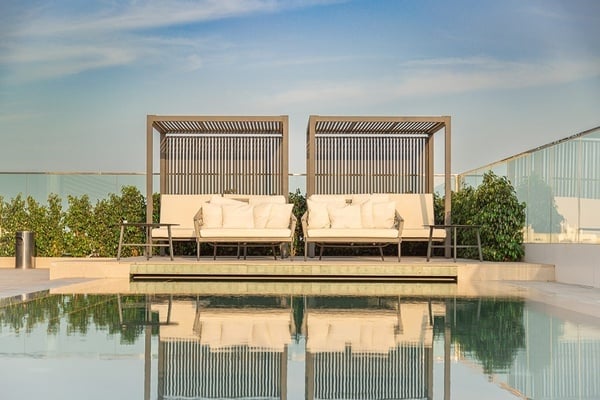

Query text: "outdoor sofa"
[301, 193, 445, 261]
[152, 194, 296, 260]
[194, 194, 296, 260]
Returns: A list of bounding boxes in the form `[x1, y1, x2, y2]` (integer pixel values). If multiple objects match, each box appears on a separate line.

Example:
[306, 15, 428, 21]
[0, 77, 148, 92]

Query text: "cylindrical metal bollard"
[15, 231, 35, 269]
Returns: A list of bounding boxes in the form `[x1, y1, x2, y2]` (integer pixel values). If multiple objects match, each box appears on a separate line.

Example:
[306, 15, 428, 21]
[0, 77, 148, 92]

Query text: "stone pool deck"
[0, 256, 599, 320]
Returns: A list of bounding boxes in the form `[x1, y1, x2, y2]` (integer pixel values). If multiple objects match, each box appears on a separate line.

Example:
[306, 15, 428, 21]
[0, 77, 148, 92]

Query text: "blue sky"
[1, 0, 599, 174]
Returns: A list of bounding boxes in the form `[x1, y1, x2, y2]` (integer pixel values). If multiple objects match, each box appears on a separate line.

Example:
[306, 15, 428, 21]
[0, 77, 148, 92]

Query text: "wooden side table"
[426, 224, 482, 262]
[117, 222, 178, 261]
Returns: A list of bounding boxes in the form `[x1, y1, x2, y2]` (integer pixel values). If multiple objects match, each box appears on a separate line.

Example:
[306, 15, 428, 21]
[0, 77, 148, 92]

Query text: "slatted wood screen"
[147, 116, 288, 196]
[306, 116, 450, 196]
[313, 133, 428, 194]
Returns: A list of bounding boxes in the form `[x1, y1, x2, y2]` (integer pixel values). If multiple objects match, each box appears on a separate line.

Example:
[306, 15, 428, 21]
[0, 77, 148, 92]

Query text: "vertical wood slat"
[312, 132, 427, 195]
[156, 117, 287, 196]
[306, 115, 449, 197]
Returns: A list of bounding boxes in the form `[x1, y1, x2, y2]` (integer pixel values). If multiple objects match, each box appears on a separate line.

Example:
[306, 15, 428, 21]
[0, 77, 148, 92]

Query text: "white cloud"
[0, 0, 341, 82]
[8, 0, 340, 38]
[263, 57, 600, 107]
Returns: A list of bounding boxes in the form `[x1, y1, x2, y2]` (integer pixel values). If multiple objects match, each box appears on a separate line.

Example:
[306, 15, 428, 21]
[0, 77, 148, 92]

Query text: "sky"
[1, 0, 599, 175]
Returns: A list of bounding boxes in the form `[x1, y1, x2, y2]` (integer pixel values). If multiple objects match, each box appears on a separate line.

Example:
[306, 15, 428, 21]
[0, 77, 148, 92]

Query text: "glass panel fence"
[459, 126, 600, 244]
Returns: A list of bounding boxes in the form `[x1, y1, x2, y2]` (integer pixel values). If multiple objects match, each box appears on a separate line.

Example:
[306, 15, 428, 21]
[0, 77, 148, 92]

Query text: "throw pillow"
[253, 203, 272, 229]
[201, 202, 223, 228]
[372, 201, 396, 229]
[266, 203, 294, 228]
[307, 199, 331, 229]
[360, 199, 375, 228]
[330, 204, 362, 229]
[222, 204, 255, 228]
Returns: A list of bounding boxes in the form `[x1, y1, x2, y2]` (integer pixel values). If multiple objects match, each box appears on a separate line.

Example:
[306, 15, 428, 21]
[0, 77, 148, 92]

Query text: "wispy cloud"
[0, 0, 341, 82]
[263, 57, 600, 107]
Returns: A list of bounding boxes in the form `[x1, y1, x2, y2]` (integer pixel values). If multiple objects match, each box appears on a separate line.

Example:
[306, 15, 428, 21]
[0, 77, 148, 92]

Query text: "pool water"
[1, 291, 599, 399]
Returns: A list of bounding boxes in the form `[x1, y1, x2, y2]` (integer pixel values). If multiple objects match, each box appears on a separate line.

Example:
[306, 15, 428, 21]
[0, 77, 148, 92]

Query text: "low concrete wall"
[0, 256, 62, 269]
[524, 243, 600, 288]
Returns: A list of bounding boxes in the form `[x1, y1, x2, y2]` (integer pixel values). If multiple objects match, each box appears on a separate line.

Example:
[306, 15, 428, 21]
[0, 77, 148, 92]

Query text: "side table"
[426, 224, 482, 262]
[117, 222, 178, 261]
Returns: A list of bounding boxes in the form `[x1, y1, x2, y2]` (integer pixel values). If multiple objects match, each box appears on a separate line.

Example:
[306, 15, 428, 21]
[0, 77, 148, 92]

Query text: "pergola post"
[146, 115, 154, 224]
[443, 116, 452, 258]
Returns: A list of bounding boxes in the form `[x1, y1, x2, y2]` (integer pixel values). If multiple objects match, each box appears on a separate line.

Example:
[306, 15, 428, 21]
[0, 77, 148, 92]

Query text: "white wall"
[525, 244, 600, 288]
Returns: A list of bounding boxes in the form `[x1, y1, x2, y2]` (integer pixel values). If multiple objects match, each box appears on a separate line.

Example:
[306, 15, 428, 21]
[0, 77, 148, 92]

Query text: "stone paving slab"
[0, 269, 90, 300]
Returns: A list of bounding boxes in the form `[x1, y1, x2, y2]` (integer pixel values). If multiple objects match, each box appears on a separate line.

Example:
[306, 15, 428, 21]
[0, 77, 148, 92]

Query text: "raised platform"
[129, 259, 459, 282]
[0, 256, 555, 296]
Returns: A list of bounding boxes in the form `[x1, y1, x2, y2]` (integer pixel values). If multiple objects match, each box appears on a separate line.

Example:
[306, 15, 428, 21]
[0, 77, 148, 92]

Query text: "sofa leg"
[304, 243, 308, 261]
[398, 242, 402, 262]
[379, 246, 384, 261]
[196, 241, 200, 261]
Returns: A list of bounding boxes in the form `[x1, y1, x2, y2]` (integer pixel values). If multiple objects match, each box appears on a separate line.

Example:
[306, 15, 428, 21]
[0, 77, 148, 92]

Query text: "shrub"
[289, 189, 307, 256]
[451, 171, 526, 261]
[0, 186, 148, 258]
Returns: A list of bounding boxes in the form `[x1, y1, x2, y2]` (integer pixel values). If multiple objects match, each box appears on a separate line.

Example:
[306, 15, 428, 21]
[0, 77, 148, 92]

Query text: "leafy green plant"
[289, 189, 307, 256]
[449, 171, 526, 261]
[64, 195, 95, 256]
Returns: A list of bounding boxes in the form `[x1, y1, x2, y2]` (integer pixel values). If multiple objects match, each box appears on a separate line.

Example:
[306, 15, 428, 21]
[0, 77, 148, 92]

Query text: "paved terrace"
[0, 256, 599, 321]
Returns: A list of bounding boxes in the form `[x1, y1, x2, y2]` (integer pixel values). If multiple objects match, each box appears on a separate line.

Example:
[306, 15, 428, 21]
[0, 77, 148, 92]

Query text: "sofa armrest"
[193, 205, 204, 237]
[395, 210, 404, 237]
[289, 213, 298, 239]
[301, 211, 309, 238]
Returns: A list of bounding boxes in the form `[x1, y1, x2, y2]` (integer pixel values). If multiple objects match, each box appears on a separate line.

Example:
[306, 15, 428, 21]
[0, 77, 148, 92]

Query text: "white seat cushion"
[307, 228, 399, 239]
[199, 228, 292, 238]
[152, 227, 196, 239]
[402, 228, 446, 240]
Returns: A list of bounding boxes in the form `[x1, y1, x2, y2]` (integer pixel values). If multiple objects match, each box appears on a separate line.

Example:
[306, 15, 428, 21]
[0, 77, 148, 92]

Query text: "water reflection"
[1, 293, 600, 399]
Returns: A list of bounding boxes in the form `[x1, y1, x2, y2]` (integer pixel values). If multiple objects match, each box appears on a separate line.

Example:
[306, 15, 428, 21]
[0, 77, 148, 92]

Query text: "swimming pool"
[1, 288, 599, 399]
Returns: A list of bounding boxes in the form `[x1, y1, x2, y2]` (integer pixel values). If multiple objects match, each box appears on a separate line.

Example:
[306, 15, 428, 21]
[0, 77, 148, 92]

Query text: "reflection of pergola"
[153, 301, 292, 400]
[303, 302, 435, 400]
[306, 115, 451, 222]
[146, 115, 289, 223]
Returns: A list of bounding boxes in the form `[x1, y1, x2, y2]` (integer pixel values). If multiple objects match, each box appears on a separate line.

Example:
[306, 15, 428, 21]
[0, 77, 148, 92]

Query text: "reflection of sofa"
[301, 193, 445, 261]
[194, 194, 296, 259]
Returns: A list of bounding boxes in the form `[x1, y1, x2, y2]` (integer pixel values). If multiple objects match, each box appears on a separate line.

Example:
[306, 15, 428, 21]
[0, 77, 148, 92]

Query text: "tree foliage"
[449, 171, 526, 261]
[0, 186, 148, 257]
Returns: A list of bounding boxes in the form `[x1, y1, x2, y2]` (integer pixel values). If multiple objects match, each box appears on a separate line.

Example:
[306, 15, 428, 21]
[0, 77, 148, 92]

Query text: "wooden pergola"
[146, 115, 289, 223]
[306, 115, 452, 223]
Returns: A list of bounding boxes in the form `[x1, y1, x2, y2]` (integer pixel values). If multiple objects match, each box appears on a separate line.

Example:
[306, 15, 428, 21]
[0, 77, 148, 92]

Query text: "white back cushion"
[160, 194, 213, 227]
[390, 193, 435, 229]
[266, 203, 294, 228]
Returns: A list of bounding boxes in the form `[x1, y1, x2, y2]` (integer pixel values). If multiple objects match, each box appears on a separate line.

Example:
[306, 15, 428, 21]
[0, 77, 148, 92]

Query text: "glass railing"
[0, 173, 456, 204]
[458, 126, 600, 244]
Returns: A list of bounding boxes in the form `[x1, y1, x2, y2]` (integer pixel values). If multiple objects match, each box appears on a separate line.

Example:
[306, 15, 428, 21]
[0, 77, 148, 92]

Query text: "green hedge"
[449, 171, 526, 261]
[0, 175, 525, 260]
[0, 186, 148, 257]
